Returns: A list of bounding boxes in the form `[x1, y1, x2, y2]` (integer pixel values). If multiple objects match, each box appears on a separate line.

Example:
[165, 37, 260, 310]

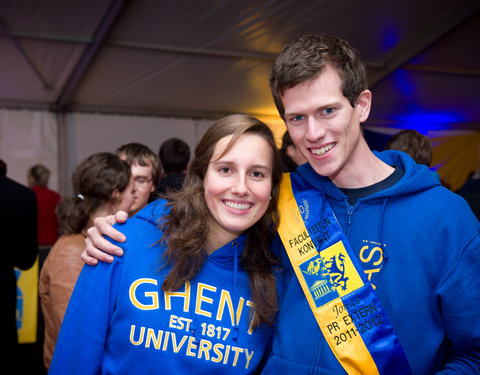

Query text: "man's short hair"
[385, 129, 433, 166]
[270, 34, 368, 120]
[116, 143, 160, 185]
[158, 138, 190, 174]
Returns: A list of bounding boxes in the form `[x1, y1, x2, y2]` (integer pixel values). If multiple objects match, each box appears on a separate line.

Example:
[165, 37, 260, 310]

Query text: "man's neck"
[331, 143, 394, 189]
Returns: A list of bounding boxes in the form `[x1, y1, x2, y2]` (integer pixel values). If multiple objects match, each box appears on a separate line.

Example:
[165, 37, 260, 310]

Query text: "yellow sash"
[276, 173, 411, 374]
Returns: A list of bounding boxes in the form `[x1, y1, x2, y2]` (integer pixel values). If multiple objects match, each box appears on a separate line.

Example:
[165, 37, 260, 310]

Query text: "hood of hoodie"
[135, 198, 245, 268]
[296, 149, 441, 202]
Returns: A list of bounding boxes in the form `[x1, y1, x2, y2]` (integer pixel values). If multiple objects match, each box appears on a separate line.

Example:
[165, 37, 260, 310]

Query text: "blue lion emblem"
[323, 253, 349, 291]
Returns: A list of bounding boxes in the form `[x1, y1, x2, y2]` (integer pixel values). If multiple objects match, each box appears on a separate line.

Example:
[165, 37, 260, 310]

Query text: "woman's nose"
[231, 174, 248, 195]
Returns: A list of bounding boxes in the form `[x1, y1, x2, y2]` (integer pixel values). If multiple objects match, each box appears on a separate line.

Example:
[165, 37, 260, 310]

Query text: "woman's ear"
[111, 188, 121, 202]
[356, 89, 372, 123]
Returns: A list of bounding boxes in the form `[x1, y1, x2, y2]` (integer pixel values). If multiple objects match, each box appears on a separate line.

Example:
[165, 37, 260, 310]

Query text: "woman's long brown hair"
[160, 114, 283, 329]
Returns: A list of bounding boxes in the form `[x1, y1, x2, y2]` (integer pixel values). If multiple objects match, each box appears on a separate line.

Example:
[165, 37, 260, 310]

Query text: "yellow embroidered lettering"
[244, 349, 254, 369]
[359, 245, 384, 266]
[185, 336, 197, 356]
[171, 332, 188, 353]
[216, 289, 235, 325]
[129, 278, 159, 310]
[231, 346, 244, 367]
[196, 283, 216, 317]
[198, 339, 212, 360]
[129, 325, 145, 345]
[223, 345, 231, 364]
[162, 331, 170, 351]
[247, 300, 255, 334]
[164, 281, 190, 311]
[146, 328, 163, 349]
[211, 343, 224, 363]
[364, 268, 380, 289]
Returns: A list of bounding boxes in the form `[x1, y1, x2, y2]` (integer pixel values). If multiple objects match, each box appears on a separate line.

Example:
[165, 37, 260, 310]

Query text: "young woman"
[49, 115, 284, 374]
[39, 152, 134, 371]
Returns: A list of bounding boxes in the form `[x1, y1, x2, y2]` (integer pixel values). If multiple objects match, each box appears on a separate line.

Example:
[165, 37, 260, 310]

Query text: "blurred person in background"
[279, 130, 306, 172]
[0, 158, 38, 366]
[27, 164, 61, 249]
[116, 143, 160, 216]
[155, 137, 190, 196]
[39, 152, 134, 371]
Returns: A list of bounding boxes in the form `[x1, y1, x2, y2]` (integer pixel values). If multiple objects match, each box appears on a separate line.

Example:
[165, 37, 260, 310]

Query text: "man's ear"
[356, 89, 372, 123]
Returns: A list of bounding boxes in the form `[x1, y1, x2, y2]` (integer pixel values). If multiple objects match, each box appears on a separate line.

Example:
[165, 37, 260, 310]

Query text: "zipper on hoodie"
[347, 204, 354, 225]
[344, 200, 357, 238]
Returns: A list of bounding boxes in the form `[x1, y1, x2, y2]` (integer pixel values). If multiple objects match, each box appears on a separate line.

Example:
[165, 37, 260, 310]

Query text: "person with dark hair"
[82, 35, 480, 374]
[385, 129, 445, 184]
[385, 129, 432, 166]
[39, 153, 134, 371]
[49, 115, 284, 374]
[263, 33, 479, 374]
[116, 143, 160, 216]
[279, 130, 306, 172]
[27, 164, 62, 247]
[0, 160, 38, 368]
[155, 137, 191, 195]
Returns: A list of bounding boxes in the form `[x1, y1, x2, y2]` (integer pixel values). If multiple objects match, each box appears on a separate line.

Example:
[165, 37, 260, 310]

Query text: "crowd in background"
[3, 127, 479, 373]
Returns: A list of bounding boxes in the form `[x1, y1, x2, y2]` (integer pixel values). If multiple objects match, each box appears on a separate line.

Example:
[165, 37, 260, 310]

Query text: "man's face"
[281, 64, 371, 188]
[129, 163, 155, 216]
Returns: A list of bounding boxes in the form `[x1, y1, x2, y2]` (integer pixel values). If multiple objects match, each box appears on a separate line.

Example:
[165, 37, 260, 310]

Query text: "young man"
[155, 137, 190, 195]
[116, 143, 160, 216]
[279, 130, 307, 172]
[83, 35, 480, 374]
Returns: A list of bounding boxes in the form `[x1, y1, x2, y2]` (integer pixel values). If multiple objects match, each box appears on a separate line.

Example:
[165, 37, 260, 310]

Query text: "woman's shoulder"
[111, 200, 167, 261]
[132, 199, 169, 225]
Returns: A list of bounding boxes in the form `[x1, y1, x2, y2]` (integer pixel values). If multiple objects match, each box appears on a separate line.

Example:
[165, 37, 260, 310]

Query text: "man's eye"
[292, 115, 305, 122]
[134, 177, 152, 185]
[323, 108, 335, 115]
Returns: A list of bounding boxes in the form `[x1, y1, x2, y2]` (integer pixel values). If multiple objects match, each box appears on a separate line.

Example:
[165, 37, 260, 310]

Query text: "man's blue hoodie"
[262, 150, 480, 374]
[50, 200, 277, 374]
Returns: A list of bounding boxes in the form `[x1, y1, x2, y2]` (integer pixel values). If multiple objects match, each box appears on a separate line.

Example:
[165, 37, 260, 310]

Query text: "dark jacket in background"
[0, 175, 38, 363]
[151, 172, 186, 202]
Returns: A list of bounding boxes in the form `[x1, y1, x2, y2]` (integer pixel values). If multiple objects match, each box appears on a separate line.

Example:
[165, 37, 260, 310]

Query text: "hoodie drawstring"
[232, 241, 239, 341]
[379, 198, 389, 270]
[188, 281, 201, 342]
[190, 241, 241, 342]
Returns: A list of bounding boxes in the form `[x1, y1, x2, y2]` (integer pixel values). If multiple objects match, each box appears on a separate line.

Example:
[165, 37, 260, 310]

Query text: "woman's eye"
[251, 171, 264, 178]
[219, 167, 231, 174]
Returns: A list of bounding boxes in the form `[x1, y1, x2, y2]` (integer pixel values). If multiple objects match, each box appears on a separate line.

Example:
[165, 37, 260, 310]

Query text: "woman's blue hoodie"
[262, 150, 480, 374]
[50, 199, 277, 374]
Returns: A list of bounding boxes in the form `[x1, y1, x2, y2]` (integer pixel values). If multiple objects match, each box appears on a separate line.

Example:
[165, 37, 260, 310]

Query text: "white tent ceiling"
[1, 0, 480, 130]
